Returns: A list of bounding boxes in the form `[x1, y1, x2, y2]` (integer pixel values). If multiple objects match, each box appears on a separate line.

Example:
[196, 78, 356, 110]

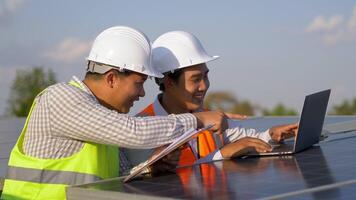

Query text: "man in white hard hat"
[123, 31, 297, 167]
[1, 26, 240, 200]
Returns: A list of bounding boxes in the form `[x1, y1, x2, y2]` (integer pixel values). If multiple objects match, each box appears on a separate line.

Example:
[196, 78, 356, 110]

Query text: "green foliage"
[204, 91, 356, 116]
[204, 91, 298, 116]
[331, 98, 356, 115]
[204, 91, 255, 115]
[232, 101, 255, 116]
[204, 92, 236, 111]
[263, 103, 298, 116]
[7, 67, 57, 117]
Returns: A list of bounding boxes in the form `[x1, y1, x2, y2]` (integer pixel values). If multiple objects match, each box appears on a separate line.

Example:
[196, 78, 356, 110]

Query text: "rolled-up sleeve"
[223, 127, 271, 144]
[194, 127, 271, 164]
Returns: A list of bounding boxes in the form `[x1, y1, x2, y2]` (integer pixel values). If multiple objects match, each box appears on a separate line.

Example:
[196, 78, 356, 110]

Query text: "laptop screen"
[294, 89, 331, 152]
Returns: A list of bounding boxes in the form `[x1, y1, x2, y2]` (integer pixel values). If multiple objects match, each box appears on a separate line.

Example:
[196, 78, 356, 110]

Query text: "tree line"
[5, 67, 356, 117]
[204, 91, 356, 116]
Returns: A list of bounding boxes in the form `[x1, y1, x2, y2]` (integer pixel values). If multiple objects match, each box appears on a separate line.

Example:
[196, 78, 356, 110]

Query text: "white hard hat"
[152, 31, 219, 74]
[87, 26, 163, 78]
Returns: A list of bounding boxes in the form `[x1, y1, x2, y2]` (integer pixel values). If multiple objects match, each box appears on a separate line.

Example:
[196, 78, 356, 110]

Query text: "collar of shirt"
[70, 76, 99, 103]
[152, 93, 205, 116]
[152, 94, 169, 116]
[153, 93, 199, 158]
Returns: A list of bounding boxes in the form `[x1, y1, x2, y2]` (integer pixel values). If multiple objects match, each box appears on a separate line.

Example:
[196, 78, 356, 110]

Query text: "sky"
[1, 0, 356, 116]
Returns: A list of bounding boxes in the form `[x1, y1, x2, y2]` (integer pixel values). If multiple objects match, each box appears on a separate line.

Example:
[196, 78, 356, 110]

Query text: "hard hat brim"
[161, 55, 220, 74]
[87, 60, 164, 78]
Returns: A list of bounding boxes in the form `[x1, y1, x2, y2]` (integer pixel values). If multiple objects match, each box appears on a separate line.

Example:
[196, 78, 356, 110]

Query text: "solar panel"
[66, 116, 356, 200]
[2, 117, 356, 199]
[0, 118, 25, 192]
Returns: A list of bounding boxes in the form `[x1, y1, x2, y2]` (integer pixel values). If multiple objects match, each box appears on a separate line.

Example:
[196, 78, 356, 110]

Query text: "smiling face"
[165, 63, 210, 112]
[110, 70, 147, 113]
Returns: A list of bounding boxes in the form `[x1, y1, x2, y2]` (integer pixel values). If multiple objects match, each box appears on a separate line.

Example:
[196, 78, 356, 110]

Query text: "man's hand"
[193, 111, 247, 134]
[220, 137, 272, 159]
[148, 145, 184, 175]
[269, 123, 298, 142]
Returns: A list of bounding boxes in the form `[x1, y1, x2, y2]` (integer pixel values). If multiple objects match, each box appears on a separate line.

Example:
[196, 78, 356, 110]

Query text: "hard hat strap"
[87, 61, 125, 74]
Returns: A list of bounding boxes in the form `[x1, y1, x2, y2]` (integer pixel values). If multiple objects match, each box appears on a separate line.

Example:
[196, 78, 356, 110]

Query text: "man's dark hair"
[155, 68, 184, 91]
[85, 69, 133, 80]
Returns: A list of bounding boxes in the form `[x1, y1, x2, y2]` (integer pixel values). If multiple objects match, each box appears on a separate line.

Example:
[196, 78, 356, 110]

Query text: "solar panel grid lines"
[259, 179, 356, 200]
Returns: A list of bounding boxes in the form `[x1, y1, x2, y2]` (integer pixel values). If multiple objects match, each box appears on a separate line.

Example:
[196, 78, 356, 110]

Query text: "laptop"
[249, 89, 331, 156]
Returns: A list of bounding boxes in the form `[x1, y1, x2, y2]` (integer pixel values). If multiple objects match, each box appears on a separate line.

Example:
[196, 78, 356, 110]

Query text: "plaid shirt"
[23, 76, 196, 173]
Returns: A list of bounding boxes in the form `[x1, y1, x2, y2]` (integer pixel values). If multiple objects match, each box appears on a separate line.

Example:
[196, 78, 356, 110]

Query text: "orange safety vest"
[137, 104, 217, 166]
[138, 103, 227, 197]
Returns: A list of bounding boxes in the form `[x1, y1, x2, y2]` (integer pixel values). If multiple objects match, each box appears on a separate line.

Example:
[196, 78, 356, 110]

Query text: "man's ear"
[163, 77, 174, 90]
[105, 70, 117, 88]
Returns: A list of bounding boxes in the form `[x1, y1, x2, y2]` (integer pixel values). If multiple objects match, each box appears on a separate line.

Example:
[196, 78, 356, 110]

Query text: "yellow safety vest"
[1, 81, 119, 200]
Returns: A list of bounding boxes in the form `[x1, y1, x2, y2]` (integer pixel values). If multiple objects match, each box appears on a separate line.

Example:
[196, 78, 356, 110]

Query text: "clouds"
[0, 0, 26, 18]
[347, 7, 356, 33]
[42, 38, 92, 63]
[306, 15, 343, 33]
[306, 6, 356, 46]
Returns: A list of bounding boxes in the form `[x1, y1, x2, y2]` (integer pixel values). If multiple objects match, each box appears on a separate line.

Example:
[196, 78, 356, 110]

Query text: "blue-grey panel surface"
[0, 118, 25, 190]
[67, 116, 356, 200]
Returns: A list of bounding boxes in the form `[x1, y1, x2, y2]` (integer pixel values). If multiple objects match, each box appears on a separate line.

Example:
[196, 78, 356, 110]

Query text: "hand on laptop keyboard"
[269, 123, 298, 142]
[220, 137, 273, 158]
[268, 140, 281, 150]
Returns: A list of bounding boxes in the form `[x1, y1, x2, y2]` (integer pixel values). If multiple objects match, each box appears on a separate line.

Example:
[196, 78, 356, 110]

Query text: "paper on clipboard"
[123, 124, 214, 183]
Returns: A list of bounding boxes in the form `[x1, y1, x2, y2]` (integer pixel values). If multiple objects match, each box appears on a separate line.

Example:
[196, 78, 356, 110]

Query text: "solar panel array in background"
[0, 118, 25, 191]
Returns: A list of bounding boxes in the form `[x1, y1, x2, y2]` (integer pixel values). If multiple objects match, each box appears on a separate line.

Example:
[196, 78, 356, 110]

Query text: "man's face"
[111, 71, 147, 113]
[169, 63, 210, 111]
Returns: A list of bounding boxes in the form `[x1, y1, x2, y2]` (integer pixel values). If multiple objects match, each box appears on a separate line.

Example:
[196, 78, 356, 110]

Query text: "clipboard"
[123, 124, 214, 182]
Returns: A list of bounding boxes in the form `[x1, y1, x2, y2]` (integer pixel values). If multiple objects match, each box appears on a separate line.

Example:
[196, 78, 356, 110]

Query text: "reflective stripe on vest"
[6, 166, 101, 185]
[137, 103, 217, 166]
